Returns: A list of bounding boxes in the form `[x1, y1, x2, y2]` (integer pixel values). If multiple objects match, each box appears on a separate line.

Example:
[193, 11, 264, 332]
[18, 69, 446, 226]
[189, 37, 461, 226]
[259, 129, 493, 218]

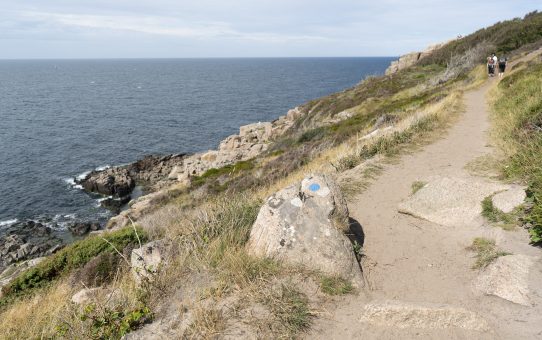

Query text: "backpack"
[488, 58, 495, 65]
[499, 57, 506, 63]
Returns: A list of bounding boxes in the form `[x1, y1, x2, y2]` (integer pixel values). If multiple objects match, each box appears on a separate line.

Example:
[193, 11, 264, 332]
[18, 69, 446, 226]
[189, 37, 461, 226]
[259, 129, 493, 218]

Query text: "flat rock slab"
[491, 186, 526, 213]
[474, 254, 535, 306]
[359, 300, 489, 331]
[398, 176, 509, 227]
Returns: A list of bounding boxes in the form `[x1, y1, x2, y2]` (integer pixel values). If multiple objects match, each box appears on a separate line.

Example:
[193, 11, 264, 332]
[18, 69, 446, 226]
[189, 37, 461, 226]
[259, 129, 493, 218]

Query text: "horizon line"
[0, 55, 398, 61]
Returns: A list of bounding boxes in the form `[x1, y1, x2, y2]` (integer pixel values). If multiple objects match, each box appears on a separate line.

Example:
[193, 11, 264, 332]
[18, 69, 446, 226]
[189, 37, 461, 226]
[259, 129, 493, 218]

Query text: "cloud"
[16, 10, 328, 43]
[0, 1, 538, 58]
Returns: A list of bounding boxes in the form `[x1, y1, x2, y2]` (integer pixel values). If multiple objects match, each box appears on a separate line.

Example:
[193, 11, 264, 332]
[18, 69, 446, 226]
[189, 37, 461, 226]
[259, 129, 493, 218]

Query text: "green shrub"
[421, 11, 542, 66]
[191, 160, 255, 187]
[1, 227, 146, 302]
[56, 304, 152, 340]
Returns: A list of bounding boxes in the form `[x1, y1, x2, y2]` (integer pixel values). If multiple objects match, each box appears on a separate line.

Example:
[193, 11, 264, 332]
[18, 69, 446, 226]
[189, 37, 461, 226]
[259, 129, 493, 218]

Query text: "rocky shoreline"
[0, 95, 345, 288]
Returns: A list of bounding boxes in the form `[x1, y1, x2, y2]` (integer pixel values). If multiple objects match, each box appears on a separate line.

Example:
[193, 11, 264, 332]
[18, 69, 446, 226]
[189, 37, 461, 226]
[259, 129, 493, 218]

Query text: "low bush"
[1, 227, 146, 304]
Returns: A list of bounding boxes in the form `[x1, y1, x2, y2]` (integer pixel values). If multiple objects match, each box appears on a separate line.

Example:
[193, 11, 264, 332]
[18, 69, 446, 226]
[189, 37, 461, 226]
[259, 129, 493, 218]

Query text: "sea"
[0, 57, 394, 230]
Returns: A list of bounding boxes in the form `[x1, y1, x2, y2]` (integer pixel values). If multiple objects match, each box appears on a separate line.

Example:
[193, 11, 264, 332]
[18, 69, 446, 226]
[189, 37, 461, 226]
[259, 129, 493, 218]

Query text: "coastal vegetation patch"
[491, 57, 542, 243]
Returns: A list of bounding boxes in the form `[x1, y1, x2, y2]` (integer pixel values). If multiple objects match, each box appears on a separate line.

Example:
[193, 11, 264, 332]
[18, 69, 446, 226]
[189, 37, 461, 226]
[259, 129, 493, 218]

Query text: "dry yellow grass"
[0, 282, 73, 339]
[0, 57, 486, 340]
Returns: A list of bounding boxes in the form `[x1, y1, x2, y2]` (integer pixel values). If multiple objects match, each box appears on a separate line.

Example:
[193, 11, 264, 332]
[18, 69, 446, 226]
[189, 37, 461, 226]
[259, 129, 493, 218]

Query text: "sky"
[0, 1, 539, 59]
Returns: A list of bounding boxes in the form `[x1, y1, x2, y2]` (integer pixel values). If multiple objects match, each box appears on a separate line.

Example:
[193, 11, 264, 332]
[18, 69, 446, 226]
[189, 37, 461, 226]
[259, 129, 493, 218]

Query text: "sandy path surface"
[308, 53, 542, 339]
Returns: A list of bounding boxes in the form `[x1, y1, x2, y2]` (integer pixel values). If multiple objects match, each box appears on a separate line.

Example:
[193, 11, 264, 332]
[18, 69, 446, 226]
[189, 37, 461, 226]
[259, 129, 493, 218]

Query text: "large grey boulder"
[474, 254, 535, 306]
[246, 174, 361, 283]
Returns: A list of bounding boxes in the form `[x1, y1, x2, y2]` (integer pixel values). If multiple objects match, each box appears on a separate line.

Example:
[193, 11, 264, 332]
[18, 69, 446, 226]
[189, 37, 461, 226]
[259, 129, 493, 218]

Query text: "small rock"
[71, 287, 105, 304]
[491, 186, 526, 214]
[68, 223, 91, 236]
[474, 254, 535, 306]
[131, 240, 168, 284]
[100, 196, 131, 213]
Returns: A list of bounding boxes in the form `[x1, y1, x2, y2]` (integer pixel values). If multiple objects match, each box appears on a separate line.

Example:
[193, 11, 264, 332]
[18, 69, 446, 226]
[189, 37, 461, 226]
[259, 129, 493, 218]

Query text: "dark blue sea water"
[0, 57, 394, 229]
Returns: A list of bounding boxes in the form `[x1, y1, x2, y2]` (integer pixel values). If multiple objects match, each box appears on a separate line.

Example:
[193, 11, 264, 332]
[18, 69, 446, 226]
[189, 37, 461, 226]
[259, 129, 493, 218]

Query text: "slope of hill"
[0, 11, 541, 339]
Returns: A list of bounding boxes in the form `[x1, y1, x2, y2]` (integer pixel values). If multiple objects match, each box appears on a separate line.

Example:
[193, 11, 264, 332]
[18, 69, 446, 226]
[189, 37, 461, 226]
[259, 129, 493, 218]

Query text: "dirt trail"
[309, 53, 542, 339]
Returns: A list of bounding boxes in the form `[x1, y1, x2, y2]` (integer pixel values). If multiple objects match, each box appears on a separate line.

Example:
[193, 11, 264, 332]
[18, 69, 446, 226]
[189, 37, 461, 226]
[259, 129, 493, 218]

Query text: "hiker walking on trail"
[487, 54, 496, 77]
[498, 55, 507, 78]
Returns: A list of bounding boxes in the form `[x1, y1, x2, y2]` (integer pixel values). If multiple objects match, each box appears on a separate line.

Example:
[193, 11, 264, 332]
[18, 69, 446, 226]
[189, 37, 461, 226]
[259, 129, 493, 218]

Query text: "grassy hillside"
[491, 55, 542, 243]
[422, 11, 542, 65]
[1, 12, 541, 339]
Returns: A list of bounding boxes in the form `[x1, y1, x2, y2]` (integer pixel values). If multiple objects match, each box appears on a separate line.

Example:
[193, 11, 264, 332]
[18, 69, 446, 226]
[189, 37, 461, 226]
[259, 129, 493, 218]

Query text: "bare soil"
[308, 54, 542, 339]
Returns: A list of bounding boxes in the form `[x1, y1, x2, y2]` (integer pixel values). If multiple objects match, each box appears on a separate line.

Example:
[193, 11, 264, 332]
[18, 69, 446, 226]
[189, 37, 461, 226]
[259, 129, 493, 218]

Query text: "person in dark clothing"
[498, 56, 507, 78]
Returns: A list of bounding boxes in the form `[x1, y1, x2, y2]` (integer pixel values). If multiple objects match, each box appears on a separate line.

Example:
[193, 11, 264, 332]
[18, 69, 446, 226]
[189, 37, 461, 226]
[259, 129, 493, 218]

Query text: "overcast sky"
[0, 1, 538, 59]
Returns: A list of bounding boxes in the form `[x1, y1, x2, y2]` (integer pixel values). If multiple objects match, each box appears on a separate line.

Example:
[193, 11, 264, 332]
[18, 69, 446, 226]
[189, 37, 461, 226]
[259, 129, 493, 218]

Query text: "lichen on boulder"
[246, 174, 362, 283]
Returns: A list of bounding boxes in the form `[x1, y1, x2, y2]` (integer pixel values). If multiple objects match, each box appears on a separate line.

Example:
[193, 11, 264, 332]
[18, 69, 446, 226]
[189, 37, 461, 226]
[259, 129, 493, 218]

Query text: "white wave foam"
[76, 170, 91, 181]
[96, 196, 113, 203]
[64, 177, 83, 190]
[0, 218, 18, 227]
[95, 165, 110, 171]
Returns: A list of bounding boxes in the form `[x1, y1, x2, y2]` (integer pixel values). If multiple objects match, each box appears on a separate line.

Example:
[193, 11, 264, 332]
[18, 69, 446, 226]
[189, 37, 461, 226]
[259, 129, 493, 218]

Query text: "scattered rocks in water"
[79, 167, 135, 197]
[100, 195, 131, 214]
[0, 221, 64, 273]
[246, 174, 362, 283]
[68, 221, 101, 236]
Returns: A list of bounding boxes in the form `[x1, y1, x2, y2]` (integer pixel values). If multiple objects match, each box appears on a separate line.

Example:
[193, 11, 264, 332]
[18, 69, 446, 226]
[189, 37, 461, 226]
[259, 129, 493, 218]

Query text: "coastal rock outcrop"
[68, 221, 101, 236]
[169, 107, 303, 183]
[80, 167, 135, 197]
[126, 154, 186, 186]
[0, 257, 45, 292]
[0, 221, 63, 273]
[246, 174, 362, 283]
[385, 41, 451, 75]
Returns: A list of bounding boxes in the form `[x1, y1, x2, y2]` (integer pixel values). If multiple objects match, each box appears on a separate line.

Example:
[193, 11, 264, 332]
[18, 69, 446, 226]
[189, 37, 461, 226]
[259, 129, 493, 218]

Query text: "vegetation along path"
[309, 51, 542, 339]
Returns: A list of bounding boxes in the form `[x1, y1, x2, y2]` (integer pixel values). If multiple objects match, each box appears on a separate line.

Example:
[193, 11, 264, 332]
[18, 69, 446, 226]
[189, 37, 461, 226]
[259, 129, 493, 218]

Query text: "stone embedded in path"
[359, 300, 489, 331]
[474, 254, 535, 306]
[491, 186, 526, 214]
[246, 174, 362, 283]
[398, 176, 509, 227]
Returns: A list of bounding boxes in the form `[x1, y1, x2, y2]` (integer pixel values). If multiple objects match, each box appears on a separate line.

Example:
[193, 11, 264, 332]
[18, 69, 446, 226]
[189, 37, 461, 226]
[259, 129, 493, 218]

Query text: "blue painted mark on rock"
[309, 183, 321, 192]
